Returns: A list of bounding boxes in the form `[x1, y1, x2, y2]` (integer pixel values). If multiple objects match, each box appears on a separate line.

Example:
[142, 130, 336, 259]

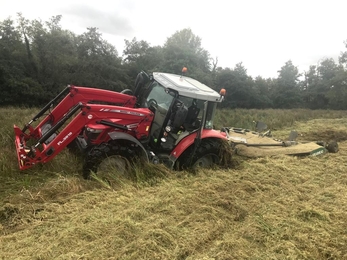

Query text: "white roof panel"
[153, 72, 222, 102]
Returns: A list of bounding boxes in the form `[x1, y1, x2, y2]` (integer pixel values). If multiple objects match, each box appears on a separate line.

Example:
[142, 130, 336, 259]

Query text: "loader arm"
[15, 103, 88, 169]
[14, 103, 153, 170]
[18, 85, 137, 140]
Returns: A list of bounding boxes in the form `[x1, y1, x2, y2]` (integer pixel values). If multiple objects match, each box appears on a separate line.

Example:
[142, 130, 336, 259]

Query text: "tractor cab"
[135, 71, 224, 152]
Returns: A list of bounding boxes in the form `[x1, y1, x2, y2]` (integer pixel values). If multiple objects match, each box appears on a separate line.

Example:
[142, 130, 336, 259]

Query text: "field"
[1, 107, 347, 259]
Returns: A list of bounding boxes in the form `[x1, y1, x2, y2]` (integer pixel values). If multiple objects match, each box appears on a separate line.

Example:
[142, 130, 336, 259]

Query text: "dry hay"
[1, 142, 347, 259]
[299, 129, 347, 143]
[1, 117, 347, 259]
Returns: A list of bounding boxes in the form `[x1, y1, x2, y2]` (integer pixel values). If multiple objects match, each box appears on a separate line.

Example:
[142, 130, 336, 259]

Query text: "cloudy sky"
[1, 0, 346, 78]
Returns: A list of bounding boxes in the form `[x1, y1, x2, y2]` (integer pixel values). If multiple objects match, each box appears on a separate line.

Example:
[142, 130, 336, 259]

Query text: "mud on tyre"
[83, 140, 145, 180]
[175, 139, 230, 170]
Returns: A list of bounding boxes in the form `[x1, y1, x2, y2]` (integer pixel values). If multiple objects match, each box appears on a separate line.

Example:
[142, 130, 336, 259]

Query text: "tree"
[302, 65, 325, 108]
[0, 17, 44, 105]
[162, 28, 212, 85]
[1, 15, 347, 110]
[122, 37, 163, 81]
[17, 13, 38, 78]
[339, 40, 347, 68]
[318, 58, 347, 109]
[318, 58, 338, 82]
[75, 27, 126, 90]
[272, 60, 302, 108]
[215, 63, 255, 108]
[123, 37, 150, 63]
[252, 76, 274, 108]
[306, 58, 346, 109]
[27, 15, 79, 95]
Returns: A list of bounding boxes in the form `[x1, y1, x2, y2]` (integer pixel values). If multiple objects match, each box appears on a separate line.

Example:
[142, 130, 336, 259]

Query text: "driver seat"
[183, 102, 200, 131]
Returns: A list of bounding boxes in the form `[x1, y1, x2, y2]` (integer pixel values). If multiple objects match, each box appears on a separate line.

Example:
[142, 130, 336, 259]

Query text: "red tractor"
[14, 71, 228, 178]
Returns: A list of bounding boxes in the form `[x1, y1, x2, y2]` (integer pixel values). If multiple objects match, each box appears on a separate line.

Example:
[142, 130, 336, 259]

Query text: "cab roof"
[153, 72, 222, 102]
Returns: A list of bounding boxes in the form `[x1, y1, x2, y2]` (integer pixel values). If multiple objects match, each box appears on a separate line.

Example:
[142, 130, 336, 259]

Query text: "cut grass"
[1, 107, 347, 259]
[1, 151, 347, 259]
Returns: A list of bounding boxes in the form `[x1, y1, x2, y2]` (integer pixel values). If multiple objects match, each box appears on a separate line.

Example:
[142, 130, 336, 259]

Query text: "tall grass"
[215, 108, 346, 130]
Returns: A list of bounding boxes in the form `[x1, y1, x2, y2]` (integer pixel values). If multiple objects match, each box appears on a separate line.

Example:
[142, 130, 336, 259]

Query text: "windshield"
[143, 82, 174, 110]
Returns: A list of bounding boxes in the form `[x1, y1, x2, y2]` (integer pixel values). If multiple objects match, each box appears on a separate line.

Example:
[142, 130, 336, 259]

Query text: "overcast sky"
[1, 0, 346, 78]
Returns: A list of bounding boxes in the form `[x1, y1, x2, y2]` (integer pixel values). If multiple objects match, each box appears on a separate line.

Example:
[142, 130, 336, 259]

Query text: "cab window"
[143, 82, 174, 110]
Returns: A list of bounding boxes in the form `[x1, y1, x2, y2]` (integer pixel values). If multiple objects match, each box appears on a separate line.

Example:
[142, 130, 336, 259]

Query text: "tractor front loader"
[14, 84, 154, 170]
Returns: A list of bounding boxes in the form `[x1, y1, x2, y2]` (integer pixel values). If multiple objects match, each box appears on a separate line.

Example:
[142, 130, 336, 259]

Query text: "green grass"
[215, 108, 346, 130]
[1, 107, 347, 259]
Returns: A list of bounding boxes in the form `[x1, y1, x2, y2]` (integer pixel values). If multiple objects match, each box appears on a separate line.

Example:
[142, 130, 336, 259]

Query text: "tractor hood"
[153, 72, 222, 102]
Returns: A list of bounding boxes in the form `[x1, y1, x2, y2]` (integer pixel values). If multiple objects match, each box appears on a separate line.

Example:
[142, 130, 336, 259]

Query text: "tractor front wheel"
[82, 140, 142, 181]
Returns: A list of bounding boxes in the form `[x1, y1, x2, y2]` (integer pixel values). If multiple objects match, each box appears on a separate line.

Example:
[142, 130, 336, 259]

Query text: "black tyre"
[82, 140, 144, 180]
[175, 139, 222, 170]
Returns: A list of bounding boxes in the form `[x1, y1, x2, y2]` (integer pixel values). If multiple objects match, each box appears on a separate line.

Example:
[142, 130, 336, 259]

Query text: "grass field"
[0, 107, 347, 259]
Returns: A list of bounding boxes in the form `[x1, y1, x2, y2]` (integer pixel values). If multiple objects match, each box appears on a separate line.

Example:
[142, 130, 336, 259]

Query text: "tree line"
[1, 14, 347, 109]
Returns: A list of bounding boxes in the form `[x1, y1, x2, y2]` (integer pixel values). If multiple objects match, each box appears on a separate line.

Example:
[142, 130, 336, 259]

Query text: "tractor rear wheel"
[175, 139, 221, 170]
[83, 140, 143, 180]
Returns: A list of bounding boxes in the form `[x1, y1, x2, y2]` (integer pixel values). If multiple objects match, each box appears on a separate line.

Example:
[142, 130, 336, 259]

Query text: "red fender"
[170, 129, 227, 161]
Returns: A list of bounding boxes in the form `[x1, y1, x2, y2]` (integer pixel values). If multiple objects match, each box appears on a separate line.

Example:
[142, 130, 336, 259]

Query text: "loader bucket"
[14, 125, 35, 170]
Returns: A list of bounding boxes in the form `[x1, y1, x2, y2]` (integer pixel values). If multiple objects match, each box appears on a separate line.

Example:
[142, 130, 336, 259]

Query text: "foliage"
[122, 37, 163, 80]
[216, 63, 257, 108]
[271, 60, 302, 108]
[0, 15, 347, 109]
[161, 28, 212, 85]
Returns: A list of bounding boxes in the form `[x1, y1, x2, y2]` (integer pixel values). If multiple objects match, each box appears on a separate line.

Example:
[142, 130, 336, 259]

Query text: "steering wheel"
[147, 99, 158, 108]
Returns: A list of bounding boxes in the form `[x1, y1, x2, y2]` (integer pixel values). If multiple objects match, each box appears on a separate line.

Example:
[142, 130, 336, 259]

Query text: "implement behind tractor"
[14, 70, 338, 178]
[222, 126, 338, 157]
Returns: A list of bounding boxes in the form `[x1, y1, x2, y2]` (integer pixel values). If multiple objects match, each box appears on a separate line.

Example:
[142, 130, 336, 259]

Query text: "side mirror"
[147, 99, 158, 112]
